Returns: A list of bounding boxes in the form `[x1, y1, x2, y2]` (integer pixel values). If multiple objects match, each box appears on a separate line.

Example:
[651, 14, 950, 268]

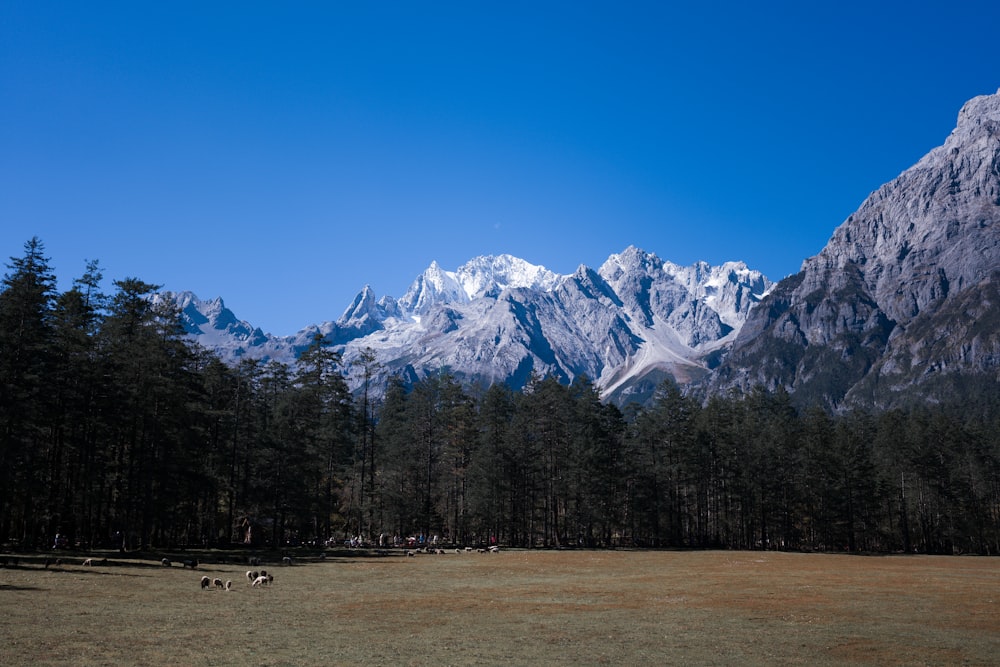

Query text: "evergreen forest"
[2, 239, 999, 555]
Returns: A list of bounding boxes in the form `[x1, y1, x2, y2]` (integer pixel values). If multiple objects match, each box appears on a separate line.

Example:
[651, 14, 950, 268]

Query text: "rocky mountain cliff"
[706, 89, 1000, 409]
[161, 247, 771, 403]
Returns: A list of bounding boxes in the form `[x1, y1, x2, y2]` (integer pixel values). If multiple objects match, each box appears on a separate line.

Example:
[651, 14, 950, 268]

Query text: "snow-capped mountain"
[162, 249, 772, 403]
[160, 89, 1000, 410]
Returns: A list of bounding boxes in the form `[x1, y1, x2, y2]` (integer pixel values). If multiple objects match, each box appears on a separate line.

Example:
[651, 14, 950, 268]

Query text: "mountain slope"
[707, 88, 1000, 409]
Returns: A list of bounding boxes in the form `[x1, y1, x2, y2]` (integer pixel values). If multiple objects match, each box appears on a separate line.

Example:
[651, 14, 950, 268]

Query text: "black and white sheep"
[200, 576, 211, 589]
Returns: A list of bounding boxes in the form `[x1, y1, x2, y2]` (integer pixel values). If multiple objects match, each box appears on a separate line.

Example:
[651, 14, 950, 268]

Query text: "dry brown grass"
[1, 549, 996, 666]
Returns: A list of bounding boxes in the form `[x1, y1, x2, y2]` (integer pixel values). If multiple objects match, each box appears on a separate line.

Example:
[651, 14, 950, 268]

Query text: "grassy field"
[0, 548, 997, 666]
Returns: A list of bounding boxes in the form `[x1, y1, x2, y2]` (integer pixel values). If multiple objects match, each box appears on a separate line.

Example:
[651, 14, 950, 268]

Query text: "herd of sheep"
[177, 557, 283, 591]
[197, 571, 273, 590]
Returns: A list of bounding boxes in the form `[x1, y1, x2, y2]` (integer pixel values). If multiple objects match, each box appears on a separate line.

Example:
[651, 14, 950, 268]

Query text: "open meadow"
[1, 549, 997, 666]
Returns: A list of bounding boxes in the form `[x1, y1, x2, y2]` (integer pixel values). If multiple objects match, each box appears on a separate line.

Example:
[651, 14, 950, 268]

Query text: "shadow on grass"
[0, 583, 44, 591]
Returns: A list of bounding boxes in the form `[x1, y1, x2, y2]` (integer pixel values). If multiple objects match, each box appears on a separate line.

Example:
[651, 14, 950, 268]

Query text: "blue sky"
[2, 2, 998, 335]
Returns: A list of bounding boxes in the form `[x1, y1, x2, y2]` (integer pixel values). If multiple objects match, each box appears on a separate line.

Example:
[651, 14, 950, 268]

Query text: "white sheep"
[161, 558, 171, 567]
[82, 558, 93, 566]
[251, 575, 268, 587]
[282, 556, 292, 566]
[225, 580, 232, 590]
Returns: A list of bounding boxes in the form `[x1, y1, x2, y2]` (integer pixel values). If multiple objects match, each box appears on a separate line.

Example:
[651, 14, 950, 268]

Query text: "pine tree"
[0, 237, 58, 545]
[468, 383, 517, 545]
[45, 260, 107, 549]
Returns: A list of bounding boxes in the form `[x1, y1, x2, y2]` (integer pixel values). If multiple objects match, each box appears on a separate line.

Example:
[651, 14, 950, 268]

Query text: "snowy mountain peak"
[340, 285, 376, 319]
[398, 261, 468, 315]
[454, 254, 563, 299]
[399, 254, 564, 315]
[599, 245, 662, 278]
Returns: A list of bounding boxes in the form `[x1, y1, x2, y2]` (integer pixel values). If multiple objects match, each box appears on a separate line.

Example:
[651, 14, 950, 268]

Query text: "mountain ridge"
[159, 247, 772, 402]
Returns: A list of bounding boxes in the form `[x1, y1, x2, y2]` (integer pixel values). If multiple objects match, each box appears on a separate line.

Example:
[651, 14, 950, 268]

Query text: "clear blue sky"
[3, 2, 998, 335]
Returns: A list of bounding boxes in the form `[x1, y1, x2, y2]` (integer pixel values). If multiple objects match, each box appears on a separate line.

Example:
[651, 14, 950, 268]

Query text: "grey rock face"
[709, 89, 1000, 408]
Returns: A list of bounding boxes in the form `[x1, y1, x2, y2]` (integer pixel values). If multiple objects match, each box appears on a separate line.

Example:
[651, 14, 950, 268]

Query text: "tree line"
[2, 238, 998, 554]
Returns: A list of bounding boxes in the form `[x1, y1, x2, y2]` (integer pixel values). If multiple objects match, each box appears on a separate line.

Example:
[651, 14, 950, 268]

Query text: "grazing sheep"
[161, 558, 171, 567]
[182, 558, 199, 569]
[282, 556, 292, 566]
[82, 558, 94, 566]
[246, 570, 256, 583]
[489, 545, 500, 553]
[225, 580, 232, 591]
[251, 575, 268, 587]
[213, 578, 224, 589]
[259, 569, 267, 578]
[200, 576, 211, 589]
[267, 573, 273, 583]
